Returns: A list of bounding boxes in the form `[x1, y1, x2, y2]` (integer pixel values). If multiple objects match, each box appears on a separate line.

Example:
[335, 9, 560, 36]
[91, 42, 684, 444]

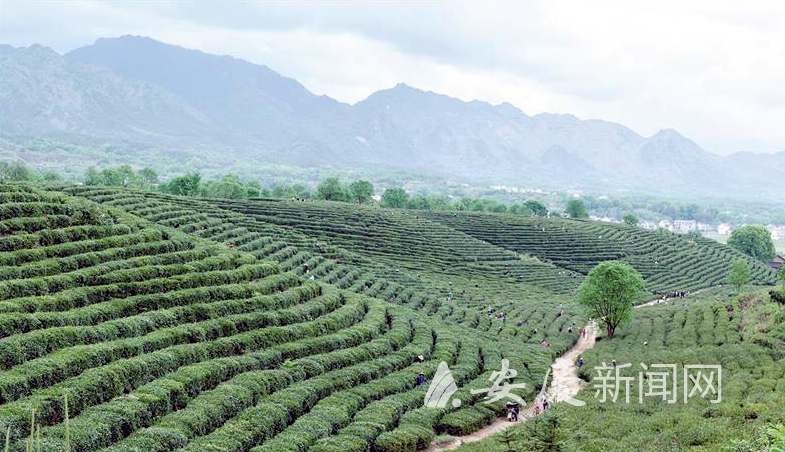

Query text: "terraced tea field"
[459, 286, 785, 452]
[423, 211, 777, 293]
[1, 185, 779, 452]
[0, 185, 586, 451]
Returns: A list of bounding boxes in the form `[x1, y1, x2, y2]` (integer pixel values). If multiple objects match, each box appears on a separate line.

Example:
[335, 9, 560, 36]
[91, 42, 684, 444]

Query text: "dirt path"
[635, 287, 711, 308]
[426, 322, 599, 451]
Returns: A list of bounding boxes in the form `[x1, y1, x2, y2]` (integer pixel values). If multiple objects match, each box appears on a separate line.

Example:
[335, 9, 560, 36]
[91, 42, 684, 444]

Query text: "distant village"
[590, 215, 785, 241]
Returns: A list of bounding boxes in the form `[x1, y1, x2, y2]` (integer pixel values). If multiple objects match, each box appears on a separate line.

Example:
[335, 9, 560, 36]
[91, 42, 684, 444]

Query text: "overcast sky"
[1, 0, 784, 155]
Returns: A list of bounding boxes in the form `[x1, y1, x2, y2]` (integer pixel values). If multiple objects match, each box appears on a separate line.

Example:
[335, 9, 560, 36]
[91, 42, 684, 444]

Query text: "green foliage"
[162, 172, 201, 196]
[778, 266, 785, 287]
[507, 204, 531, 215]
[200, 174, 260, 199]
[381, 187, 409, 208]
[407, 194, 451, 211]
[348, 180, 374, 204]
[525, 199, 548, 217]
[457, 197, 508, 213]
[0, 161, 63, 184]
[0, 161, 31, 182]
[136, 167, 158, 189]
[565, 199, 588, 219]
[519, 411, 567, 452]
[317, 177, 348, 201]
[727, 259, 751, 293]
[84, 165, 158, 188]
[576, 261, 645, 337]
[623, 214, 638, 227]
[727, 225, 776, 262]
[268, 183, 313, 200]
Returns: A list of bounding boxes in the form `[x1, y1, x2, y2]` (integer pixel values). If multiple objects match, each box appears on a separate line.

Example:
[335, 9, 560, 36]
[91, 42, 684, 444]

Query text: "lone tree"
[576, 261, 645, 338]
[623, 214, 639, 228]
[565, 199, 588, 219]
[727, 225, 776, 263]
[348, 180, 374, 204]
[380, 187, 409, 208]
[727, 259, 751, 293]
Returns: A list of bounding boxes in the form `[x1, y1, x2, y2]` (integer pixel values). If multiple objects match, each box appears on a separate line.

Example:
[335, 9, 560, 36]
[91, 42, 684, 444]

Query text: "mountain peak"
[10, 44, 60, 58]
[650, 128, 685, 140]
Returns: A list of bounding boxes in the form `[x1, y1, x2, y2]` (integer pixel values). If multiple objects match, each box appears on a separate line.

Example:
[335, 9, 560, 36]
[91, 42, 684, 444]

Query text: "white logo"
[424, 361, 462, 408]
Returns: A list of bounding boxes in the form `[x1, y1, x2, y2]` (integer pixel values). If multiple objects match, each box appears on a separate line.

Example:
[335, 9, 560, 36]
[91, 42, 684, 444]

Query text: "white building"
[658, 220, 673, 231]
[717, 223, 732, 236]
[639, 220, 658, 230]
[673, 220, 697, 233]
[767, 224, 782, 240]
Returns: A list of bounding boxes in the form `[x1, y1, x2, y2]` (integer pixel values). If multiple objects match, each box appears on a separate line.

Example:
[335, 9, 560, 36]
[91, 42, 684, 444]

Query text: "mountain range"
[1, 35, 783, 200]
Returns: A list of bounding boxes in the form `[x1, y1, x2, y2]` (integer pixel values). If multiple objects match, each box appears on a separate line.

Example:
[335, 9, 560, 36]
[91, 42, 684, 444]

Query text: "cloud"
[1, 0, 784, 154]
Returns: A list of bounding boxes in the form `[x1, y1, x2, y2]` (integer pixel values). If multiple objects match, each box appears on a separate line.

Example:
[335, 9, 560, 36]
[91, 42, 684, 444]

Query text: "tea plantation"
[457, 287, 785, 452]
[0, 185, 780, 451]
[424, 211, 777, 293]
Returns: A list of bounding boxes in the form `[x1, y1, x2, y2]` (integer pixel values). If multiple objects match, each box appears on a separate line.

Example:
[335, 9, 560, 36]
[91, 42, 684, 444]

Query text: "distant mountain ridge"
[1, 35, 783, 200]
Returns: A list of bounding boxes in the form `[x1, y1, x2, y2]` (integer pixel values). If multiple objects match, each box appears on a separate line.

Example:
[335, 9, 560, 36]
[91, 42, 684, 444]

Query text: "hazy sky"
[1, 0, 784, 155]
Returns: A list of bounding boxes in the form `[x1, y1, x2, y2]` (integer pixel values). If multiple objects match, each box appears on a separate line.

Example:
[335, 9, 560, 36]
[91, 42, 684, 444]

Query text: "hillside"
[0, 184, 586, 451]
[1, 36, 784, 199]
[0, 184, 781, 452]
[422, 211, 778, 293]
[459, 287, 785, 452]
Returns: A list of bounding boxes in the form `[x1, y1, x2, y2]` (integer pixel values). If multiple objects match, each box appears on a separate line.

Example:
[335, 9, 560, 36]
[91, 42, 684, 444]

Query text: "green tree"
[727, 259, 751, 293]
[680, 203, 700, 220]
[519, 411, 566, 452]
[40, 171, 62, 183]
[164, 172, 202, 196]
[348, 180, 374, 204]
[100, 168, 122, 186]
[565, 199, 588, 219]
[525, 199, 548, 217]
[779, 266, 785, 288]
[0, 160, 31, 182]
[116, 165, 137, 187]
[245, 181, 261, 198]
[136, 168, 159, 188]
[623, 214, 639, 227]
[576, 261, 645, 338]
[496, 428, 516, 452]
[380, 187, 409, 208]
[84, 167, 102, 185]
[202, 174, 247, 199]
[316, 177, 346, 201]
[727, 225, 776, 262]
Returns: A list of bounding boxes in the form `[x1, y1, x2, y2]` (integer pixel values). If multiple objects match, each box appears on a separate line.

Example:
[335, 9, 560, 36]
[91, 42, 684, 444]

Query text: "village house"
[717, 223, 732, 236]
[766, 224, 782, 241]
[673, 219, 697, 233]
[658, 219, 673, 231]
[639, 220, 658, 230]
[770, 253, 785, 270]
